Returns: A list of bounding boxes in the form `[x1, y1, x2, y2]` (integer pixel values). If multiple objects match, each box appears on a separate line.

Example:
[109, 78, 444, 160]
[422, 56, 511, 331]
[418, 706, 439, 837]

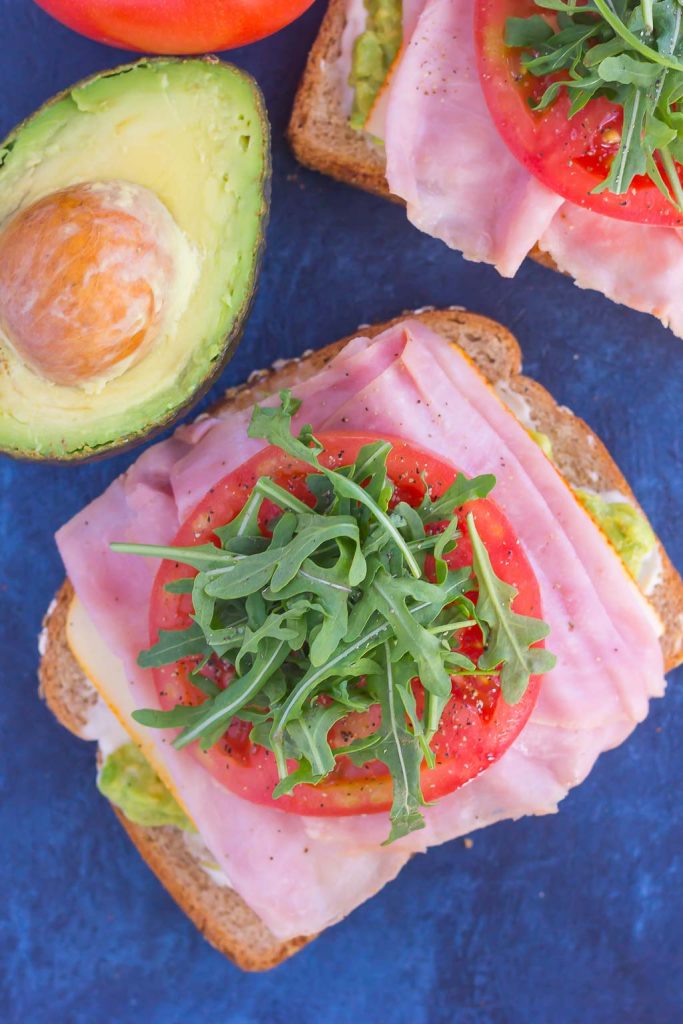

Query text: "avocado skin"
[0, 58, 271, 463]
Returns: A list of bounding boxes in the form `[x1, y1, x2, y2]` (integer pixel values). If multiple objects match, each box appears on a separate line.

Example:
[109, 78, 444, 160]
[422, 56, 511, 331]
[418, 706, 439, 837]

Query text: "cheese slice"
[66, 595, 196, 825]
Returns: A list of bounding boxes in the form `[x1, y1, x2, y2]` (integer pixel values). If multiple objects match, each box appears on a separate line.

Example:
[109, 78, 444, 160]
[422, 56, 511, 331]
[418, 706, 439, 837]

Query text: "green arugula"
[467, 513, 557, 703]
[112, 392, 555, 842]
[506, 0, 683, 212]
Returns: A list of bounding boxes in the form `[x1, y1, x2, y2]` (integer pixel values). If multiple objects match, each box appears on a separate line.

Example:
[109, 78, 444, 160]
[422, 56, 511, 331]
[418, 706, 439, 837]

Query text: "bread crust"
[39, 578, 313, 971]
[39, 308, 683, 970]
[288, 0, 558, 271]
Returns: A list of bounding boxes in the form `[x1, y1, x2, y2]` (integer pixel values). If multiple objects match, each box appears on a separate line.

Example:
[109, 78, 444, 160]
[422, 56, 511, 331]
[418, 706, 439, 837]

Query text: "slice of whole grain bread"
[288, 0, 557, 271]
[39, 309, 683, 972]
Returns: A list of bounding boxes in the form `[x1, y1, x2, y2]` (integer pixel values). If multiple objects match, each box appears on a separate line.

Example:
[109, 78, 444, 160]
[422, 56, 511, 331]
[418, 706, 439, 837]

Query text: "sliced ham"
[382, 0, 563, 275]
[57, 321, 665, 939]
[538, 205, 683, 336]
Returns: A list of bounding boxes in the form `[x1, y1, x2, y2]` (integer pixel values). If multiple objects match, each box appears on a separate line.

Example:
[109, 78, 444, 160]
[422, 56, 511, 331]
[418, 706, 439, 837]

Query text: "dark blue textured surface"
[1, 2, 681, 1021]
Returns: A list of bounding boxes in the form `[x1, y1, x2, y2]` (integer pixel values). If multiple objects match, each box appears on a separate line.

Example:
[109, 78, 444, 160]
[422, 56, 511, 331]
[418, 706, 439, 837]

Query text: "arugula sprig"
[112, 392, 555, 843]
[506, 0, 683, 212]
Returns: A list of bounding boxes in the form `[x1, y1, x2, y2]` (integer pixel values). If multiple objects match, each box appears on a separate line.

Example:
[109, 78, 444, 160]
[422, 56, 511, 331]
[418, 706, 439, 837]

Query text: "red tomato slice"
[149, 434, 546, 817]
[475, 0, 683, 226]
[34, 0, 315, 54]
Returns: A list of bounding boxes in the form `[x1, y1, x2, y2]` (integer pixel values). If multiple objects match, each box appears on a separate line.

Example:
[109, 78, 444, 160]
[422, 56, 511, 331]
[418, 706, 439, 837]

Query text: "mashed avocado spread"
[349, 0, 402, 130]
[574, 490, 656, 579]
[98, 744, 194, 831]
[524, 430, 654, 580]
[528, 429, 554, 461]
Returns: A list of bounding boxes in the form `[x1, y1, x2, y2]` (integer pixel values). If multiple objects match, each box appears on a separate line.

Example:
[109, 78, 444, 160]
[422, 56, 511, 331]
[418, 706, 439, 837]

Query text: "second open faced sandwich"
[40, 308, 683, 970]
[291, 0, 683, 338]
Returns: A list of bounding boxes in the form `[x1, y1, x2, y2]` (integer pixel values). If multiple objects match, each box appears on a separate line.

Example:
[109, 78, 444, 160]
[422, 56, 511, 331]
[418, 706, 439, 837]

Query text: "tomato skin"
[475, 0, 683, 226]
[34, 0, 316, 54]
[150, 433, 546, 817]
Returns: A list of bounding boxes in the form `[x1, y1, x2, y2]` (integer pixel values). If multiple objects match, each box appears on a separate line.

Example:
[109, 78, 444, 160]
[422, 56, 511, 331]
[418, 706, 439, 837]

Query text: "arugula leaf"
[164, 577, 195, 595]
[265, 555, 355, 667]
[419, 472, 496, 521]
[583, 37, 630, 67]
[175, 638, 290, 750]
[347, 440, 394, 509]
[269, 516, 361, 592]
[365, 648, 427, 844]
[371, 569, 455, 699]
[467, 514, 557, 704]
[110, 541, 237, 571]
[132, 703, 208, 730]
[595, 87, 648, 195]
[597, 54, 662, 86]
[644, 110, 677, 148]
[522, 23, 602, 75]
[138, 622, 209, 668]
[273, 700, 351, 794]
[505, 14, 554, 47]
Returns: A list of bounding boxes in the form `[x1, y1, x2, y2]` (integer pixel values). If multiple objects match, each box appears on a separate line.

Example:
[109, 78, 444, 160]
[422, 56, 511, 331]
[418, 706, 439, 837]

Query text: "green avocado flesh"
[574, 489, 656, 578]
[528, 428, 554, 461]
[0, 59, 270, 460]
[349, 0, 402, 130]
[98, 743, 194, 831]
[527, 431, 653, 578]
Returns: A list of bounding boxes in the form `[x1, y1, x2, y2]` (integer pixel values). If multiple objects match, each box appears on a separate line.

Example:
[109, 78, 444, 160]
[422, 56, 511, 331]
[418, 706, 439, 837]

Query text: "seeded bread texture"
[39, 308, 683, 972]
[288, 0, 558, 271]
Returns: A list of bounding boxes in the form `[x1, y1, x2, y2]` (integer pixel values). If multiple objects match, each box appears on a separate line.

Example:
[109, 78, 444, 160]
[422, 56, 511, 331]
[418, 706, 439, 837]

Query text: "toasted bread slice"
[288, 0, 557, 272]
[39, 309, 683, 971]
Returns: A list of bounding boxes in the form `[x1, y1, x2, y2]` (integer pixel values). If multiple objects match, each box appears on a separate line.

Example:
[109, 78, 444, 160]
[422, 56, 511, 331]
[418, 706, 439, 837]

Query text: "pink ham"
[382, 0, 563, 275]
[538, 205, 683, 335]
[57, 321, 666, 938]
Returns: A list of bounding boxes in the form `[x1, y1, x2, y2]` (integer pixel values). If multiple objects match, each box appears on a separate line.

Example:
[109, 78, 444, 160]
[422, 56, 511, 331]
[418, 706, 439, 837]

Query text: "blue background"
[1, 2, 681, 1021]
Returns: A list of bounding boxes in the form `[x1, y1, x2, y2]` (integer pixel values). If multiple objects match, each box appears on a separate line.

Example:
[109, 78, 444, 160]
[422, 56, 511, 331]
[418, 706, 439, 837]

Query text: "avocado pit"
[0, 181, 182, 387]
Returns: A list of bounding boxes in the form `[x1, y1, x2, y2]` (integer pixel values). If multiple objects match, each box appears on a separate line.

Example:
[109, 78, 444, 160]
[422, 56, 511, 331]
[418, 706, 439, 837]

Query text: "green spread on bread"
[574, 489, 657, 580]
[349, 0, 402, 130]
[527, 429, 554, 461]
[98, 743, 195, 831]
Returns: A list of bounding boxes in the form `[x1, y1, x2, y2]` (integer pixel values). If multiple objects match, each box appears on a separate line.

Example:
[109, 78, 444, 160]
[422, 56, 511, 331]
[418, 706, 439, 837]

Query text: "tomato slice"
[475, 0, 683, 226]
[149, 434, 546, 817]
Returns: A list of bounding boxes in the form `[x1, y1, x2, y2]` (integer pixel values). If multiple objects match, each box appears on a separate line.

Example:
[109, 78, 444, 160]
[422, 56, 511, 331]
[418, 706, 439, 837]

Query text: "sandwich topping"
[57, 319, 666, 939]
[114, 393, 554, 843]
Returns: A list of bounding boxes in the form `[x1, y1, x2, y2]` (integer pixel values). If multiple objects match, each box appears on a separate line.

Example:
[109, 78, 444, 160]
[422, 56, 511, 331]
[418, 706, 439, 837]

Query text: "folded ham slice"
[538, 206, 683, 337]
[383, 0, 563, 276]
[57, 321, 665, 939]
[381, 0, 683, 333]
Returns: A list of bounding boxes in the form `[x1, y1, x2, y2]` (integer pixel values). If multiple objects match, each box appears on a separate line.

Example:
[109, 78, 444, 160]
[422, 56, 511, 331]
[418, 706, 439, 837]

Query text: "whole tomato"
[35, 0, 317, 54]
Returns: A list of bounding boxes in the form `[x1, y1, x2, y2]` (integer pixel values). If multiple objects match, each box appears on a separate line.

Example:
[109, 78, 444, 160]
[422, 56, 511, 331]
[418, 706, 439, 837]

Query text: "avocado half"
[0, 59, 270, 461]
